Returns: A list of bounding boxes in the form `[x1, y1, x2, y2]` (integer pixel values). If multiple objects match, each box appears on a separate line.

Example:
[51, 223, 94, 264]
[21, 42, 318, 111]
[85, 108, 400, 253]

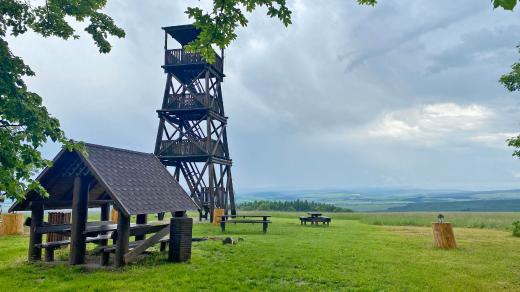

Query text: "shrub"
[512, 221, 520, 237]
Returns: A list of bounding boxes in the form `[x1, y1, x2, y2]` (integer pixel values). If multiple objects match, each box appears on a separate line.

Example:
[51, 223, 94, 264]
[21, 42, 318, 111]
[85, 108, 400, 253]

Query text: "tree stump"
[0, 213, 24, 235]
[432, 222, 456, 249]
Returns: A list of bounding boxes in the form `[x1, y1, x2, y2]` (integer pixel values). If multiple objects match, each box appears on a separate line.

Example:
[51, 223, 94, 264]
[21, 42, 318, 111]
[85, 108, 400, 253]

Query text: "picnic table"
[299, 212, 331, 226]
[218, 215, 271, 233]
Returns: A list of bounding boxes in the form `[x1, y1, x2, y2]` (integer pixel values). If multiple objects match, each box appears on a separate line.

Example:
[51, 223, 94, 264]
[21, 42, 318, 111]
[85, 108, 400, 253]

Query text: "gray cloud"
[6, 0, 520, 190]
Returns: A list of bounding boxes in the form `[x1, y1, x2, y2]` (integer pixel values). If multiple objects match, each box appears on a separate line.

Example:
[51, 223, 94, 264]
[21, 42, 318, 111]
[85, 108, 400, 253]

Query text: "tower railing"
[165, 49, 223, 73]
[158, 139, 225, 157]
[165, 94, 220, 112]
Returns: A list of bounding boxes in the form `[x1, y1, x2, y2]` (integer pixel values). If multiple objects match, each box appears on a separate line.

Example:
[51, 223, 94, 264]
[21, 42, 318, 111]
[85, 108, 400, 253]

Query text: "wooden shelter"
[11, 143, 196, 266]
[154, 24, 237, 222]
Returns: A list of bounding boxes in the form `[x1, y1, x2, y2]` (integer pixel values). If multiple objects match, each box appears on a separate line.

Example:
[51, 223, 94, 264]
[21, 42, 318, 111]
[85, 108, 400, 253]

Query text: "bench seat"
[220, 219, 271, 233]
[223, 219, 271, 224]
[37, 234, 112, 262]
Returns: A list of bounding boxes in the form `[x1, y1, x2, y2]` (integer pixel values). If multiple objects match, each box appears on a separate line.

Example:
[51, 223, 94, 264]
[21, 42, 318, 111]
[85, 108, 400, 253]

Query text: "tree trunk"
[432, 222, 456, 249]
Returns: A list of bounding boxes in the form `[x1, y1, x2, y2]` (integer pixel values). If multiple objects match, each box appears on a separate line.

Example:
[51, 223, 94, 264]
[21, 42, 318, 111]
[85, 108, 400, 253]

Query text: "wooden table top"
[308, 212, 322, 217]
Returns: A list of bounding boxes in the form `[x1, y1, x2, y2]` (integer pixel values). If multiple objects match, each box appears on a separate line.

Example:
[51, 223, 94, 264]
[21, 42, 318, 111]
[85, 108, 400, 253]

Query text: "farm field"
[1, 212, 520, 291]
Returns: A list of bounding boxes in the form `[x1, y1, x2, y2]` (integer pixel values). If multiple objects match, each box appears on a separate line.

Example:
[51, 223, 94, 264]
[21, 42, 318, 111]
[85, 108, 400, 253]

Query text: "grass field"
[243, 211, 520, 231]
[0, 213, 519, 291]
[323, 212, 520, 231]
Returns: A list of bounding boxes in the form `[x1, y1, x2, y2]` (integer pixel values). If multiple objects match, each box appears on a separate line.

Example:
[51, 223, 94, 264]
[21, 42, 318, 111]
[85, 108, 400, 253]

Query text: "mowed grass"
[0, 214, 520, 291]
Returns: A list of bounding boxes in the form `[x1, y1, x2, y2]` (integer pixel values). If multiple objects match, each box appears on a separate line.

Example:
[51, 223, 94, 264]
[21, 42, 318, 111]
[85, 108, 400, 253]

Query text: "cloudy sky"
[7, 0, 520, 191]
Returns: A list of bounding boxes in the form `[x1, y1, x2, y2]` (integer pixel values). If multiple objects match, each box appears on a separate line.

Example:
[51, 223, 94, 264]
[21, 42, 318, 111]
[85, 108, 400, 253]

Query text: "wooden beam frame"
[155, 57, 237, 218]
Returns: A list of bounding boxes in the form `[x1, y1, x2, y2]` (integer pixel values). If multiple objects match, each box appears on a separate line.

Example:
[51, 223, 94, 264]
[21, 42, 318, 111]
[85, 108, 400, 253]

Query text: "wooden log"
[69, 176, 89, 265]
[0, 213, 24, 235]
[432, 222, 457, 249]
[28, 202, 44, 261]
[115, 212, 130, 267]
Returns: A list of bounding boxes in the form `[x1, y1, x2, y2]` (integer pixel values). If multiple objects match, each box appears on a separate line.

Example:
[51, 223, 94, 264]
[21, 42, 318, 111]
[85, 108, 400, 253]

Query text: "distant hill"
[386, 199, 520, 212]
[236, 188, 520, 212]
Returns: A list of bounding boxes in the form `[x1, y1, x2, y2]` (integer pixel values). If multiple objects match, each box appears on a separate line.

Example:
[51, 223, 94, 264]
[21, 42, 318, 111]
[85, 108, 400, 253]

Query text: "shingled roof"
[11, 143, 197, 216]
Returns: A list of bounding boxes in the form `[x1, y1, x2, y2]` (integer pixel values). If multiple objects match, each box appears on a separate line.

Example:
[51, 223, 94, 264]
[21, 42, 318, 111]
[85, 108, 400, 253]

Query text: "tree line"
[237, 200, 352, 212]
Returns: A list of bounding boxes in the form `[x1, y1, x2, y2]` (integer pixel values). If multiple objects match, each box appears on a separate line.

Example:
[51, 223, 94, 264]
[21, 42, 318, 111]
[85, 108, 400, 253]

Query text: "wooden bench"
[300, 216, 331, 225]
[36, 234, 112, 262]
[96, 235, 175, 266]
[219, 216, 271, 233]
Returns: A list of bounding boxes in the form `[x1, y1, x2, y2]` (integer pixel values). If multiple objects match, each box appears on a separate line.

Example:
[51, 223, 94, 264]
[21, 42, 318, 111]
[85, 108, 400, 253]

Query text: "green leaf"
[493, 0, 517, 10]
[0, 0, 124, 202]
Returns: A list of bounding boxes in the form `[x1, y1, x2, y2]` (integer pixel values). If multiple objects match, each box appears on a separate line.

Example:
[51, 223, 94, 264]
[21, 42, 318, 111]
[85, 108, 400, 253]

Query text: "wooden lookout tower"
[154, 25, 236, 221]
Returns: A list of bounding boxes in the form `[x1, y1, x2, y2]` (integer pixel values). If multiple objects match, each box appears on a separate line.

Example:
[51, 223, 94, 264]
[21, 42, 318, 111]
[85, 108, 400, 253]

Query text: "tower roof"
[163, 24, 200, 46]
[10, 143, 197, 216]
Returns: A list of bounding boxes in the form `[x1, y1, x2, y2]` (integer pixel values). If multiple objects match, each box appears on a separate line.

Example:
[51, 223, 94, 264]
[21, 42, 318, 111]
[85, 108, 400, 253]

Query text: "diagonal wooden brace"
[123, 225, 170, 264]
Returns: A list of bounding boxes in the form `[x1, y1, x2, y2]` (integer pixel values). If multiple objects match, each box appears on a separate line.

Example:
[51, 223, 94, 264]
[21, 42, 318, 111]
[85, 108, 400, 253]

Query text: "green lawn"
[1, 214, 519, 291]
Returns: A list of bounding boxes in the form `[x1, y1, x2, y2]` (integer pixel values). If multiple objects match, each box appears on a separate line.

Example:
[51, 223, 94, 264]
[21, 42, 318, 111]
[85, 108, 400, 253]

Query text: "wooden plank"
[223, 220, 270, 223]
[124, 226, 170, 264]
[36, 224, 71, 234]
[36, 234, 112, 249]
[37, 221, 114, 234]
[130, 223, 169, 237]
[42, 200, 113, 209]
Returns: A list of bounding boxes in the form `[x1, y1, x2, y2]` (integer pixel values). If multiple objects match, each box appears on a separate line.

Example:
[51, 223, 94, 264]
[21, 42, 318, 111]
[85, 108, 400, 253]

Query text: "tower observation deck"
[154, 25, 236, 220]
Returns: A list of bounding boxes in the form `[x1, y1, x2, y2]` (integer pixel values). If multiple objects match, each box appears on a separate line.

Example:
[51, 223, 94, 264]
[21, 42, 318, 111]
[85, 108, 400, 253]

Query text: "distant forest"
[237, 200, 352, 212]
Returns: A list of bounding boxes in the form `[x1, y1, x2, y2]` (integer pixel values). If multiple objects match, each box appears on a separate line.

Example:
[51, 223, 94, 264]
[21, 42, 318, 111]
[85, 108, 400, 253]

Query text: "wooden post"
[100, 204, 110, 246]
[45, 248, 55, 262]
[69, 176, 89, 265]
[28, 202, 44, 261]
[220, 218, 226, 232]
[432, 222, 457, 249]
[135, 214, 147, 240]
[208, 164, 215, 222]
[115, 211, 130, 267]
[227, 169, 237, 216]
[101, 204, 110, 221]
[158, 212, 165, 221]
